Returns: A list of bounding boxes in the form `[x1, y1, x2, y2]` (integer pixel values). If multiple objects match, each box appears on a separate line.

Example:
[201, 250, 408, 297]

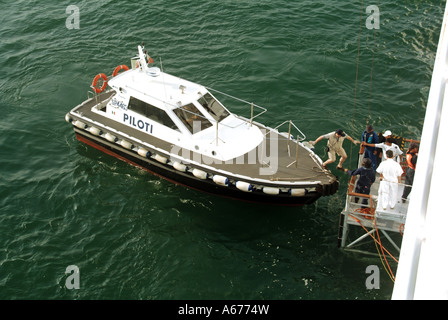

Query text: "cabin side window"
[198, 93, 230, 122]
[173, 103, 213, 134]
[128, 97, 179, 131]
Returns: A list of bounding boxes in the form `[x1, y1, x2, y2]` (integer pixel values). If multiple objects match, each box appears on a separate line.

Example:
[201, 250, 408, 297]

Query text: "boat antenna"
[159, 56, 163, 73]
[137, 45, 148, 73]
[159, 57, 168, 103]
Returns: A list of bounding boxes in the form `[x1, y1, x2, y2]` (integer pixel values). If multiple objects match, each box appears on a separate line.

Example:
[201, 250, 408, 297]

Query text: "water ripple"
[0, 0, 443, 299]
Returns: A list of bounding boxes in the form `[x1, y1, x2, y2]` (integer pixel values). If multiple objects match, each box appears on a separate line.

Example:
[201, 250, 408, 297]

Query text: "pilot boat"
[65, 45, 338, 206]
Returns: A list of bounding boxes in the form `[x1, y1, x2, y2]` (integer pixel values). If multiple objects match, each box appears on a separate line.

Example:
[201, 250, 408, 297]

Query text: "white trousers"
[378, 180, 398, 209]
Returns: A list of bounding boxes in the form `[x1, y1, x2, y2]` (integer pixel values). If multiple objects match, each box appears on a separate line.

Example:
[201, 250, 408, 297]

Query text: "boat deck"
[70, 91, 336, 187]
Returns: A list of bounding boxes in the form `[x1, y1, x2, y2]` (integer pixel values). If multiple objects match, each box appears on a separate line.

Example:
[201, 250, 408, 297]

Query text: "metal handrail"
[271, 120, 307, 141]
[205, 86, 268, 122]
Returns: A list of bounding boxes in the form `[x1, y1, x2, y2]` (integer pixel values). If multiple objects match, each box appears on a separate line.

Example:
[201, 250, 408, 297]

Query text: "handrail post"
[287, 120, 292, 153]
[250, 102, 253, 126]
[216, 121, 219, 146]
[295, 135, 299, 168]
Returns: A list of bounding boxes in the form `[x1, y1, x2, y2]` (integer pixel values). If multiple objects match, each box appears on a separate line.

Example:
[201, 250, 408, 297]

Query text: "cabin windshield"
[128, 96, 179, 131]
[198, 93, 230, 122]
[173, 103, 213, 134]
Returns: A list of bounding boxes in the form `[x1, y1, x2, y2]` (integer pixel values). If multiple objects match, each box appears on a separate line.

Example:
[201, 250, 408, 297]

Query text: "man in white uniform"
[376, 150, 404, 210]
[363, 137, 403, 163]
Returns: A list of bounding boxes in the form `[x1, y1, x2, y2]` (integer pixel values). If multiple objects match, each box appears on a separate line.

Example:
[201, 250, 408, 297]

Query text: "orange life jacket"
[406, 152, 417, 170]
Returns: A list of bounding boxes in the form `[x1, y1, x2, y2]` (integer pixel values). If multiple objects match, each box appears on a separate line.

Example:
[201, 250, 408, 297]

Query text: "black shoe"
[336, 166, 344, 172]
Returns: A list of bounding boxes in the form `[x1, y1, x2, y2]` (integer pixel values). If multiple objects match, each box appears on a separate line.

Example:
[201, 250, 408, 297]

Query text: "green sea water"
[0, 0, 444, 300]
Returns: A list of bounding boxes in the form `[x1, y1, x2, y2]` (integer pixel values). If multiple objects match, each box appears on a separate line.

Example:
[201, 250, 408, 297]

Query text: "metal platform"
[338, 149, 413, 260]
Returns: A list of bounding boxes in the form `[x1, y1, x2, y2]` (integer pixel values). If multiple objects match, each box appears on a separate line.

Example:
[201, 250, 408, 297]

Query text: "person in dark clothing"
[402, 143, 419, 202]
[344, 158, 376, 207]
[361, 125, 379, 170]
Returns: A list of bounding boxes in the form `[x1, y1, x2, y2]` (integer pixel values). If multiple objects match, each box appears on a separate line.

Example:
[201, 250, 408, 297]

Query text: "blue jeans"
[364, 148, 377, 170]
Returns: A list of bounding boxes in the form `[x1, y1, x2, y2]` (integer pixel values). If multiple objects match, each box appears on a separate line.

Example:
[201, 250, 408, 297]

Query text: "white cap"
[384, 130, 392, 136]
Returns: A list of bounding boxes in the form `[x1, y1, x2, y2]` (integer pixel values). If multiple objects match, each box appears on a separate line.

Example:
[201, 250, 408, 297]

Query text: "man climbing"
[311, 129, 360, 171]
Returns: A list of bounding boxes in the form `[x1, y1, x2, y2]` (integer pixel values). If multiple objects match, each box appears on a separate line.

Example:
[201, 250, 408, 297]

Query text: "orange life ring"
[92, 73, 108, 94]
[112, 64, 129, 77]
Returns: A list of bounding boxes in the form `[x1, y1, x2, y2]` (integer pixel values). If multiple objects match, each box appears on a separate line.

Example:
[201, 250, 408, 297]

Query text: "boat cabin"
[93, 48, 264, 163]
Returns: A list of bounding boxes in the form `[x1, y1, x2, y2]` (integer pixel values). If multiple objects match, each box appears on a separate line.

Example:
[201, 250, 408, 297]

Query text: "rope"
[349, 214, 399, 263]
[349, 0, 364, 167]
[349, 0, 380, 167]
[373, 214, 396, 282]
[352, 0, 364, 124]
[351, 198, 398, 282]
[379, 178, 413, 188]
[347, 3, 398, 282]
[366, 0, 380, 123]
[399, 224, 405, 236]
